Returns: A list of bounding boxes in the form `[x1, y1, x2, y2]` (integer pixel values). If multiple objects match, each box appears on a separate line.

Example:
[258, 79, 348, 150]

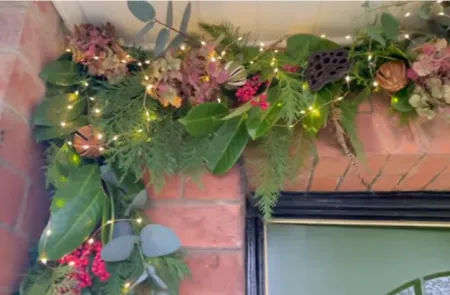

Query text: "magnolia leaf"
[302, 91, 330, 135]
[113, 221, 134, 238]
[286, 34, 339, 62]
[221, 102, 252, 120]
[154, 28, 170, 57]
[166, 0, 173, 28]
[54, 144, 82, 178]
[246, 88, 282, 140]
[34, 116, 88, 142]
[144, 264, 168, 289]
[381, 12, 399, 40]
[101, 235, 138, 262]
[100, 164, 120, 186]
[168, 34, 186, 50]
[391, 84, 415, 113]
[205, 117, 249, 174]
[124, 189, 148, 216]
[366, 25, 386, 47]
[134, 21, 156, 44]
[33, 93, 85, 127]
[38, 165, 105, 260]
[40, 60, 80, 86]
[140, 224, 181, 257]
[179, 103, 228, 136]
[101, 196, 112, 245]
[180, 2, 191, 33]
[99, 164, 144, 196]
[127, 0, 156, 22]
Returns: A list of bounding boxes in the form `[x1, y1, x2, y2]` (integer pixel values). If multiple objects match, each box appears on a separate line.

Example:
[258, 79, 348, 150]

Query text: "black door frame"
[246, 191, 450, 295]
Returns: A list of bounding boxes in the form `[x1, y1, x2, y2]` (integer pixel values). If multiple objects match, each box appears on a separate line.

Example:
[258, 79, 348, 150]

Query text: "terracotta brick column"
[0, 2, 63, 293]
[145, 166, 246, 295]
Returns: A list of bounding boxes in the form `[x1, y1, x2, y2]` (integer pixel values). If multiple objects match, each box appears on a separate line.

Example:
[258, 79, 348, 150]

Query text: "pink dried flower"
[407, 68, 419, 81]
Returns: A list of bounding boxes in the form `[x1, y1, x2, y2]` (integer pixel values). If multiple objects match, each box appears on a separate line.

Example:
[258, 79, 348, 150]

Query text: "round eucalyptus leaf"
[113, 221, 134, 238]
[101, 235, 138, 262]
[139, 224, 181, 257]
[127, 0, 156, 22]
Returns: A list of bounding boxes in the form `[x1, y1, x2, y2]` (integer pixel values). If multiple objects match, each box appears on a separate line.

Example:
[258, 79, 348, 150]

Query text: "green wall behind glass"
[267, 224, 450, 295]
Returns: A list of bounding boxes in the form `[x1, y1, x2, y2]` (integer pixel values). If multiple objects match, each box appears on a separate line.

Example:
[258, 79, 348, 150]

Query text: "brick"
[0, 165, 26, 227]
[184, 167, 243, 200]
[146, 203, 244, 248]
[17, 182, 49, 242]
[412, 114, 450, 154]
[180, 252, 245, 295]
[313, 138, 348, 178]
[425, 173, 450, 191]
[309, 176, 340, 191]
[356, 113, 387, 155]
[144, 172, 182, 200]
[338, 155, 387, 191]
[283, 175, 310, 191]
[396, 155, 450, 191]
[371, 174, 403, 191]
[0, 229, 29, 290]
[381, 154, 422, 175]
[0, 53, 46, 120]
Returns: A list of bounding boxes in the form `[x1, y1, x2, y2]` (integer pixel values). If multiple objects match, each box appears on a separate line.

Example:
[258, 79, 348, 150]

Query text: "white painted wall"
[56, 1, 423, 45]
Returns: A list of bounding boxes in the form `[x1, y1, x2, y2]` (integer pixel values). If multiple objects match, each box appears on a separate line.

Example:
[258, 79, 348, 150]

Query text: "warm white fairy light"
[345, 35, 351, 40]
[74, 90, 79, 96]
[144, 75, 150, 80]
[121, 59, 127, 64]
[83, 82, 89, 87]
[94, 108, 101, 114]
[274, 68, 279, 73]
[260, 42, 265, 47]
[67, 141, 73, 146]
[250, 61, 254, 64]
[210, 57, 216, 62]
[221, 51, 226, 56]
[274, 49, 279, 53]
[238, 36, 243, 41]
[41, 258, 48, 265]
[404, 12, 411, 17]
[113, 135, 118, 141]
[373, 81, 379, 87]
[300, 110, 306, 114]
[404, 34, 410, 39]
[137, 62, 142, 67]
[93, 56, 99, 60]
[60, 122, 66, 127]
[68, 261, 75, 266]
[345, 75, 351, 82]
[126, 55, 130, 59]
[146, 84, 154, 90]
[89, 96, 95, 101]
[65, 48, 71, 52]
[201, 41, 206, 46]
[308, 106, 313, 111]
[83, 144, 89, 149]
[288, 124, 295, 129]
[46, 229, 52, 236]
[137, 129, 143, 133]
[259, 47, 264, 52]
[99, 147, 104, 152]
[270, 61, 275, 66]
[368, 54, 373, 61]
[145, 60, 150, 64]
[180, 44, 186, 51]
[136, 218, 143, 224]
[320, 34, 326, 38]
[97, 134, 103, 140]
[336, 96, 344, 101]
[106, 220, 113, 225]
[217, 97, 222, 103]
[124, 282, 131, 289]
[67, 105, 73, 110]
[88, 238, 95, 244]
[438, 12, 445, 16]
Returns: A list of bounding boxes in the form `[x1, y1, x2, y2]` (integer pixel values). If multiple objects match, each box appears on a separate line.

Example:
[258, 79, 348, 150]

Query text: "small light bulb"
[250, 61, 254, 64]
[270, 61, 275, 66]
[68, 261, 75, 266]
[274, 68, 279, 73]
[99, 147, 104, 152]
[404, 12, 411, 17]
[201, 41, 206, 46]
[83, 145, 89, 149]
[126, 54, 130, 59]
[345, 75, 351, 82]
[89, 97, 95, 101]
[83, 82, 89, 87]
[146, 85, 153, 90]
[97, 134, 103, 140]
[74, 90, 79, 96]
[259, 47, 264, 52]
[121, 59, 127, 64]
[210, 57, 216, 62]
[41, 258, 48, 265]
[217, 97, 222, 103]
[320, 34, 326, 38]
[65, 48, 71, 52]
[260, 42, 265, 47]
[345, 35, 351, 39]
[67, 141, 73, 146]
[106, 220, 113, 225]
[88, 238, 94, 244]
[274, 49, 279, 53]
[94, 108, 101, 114]
[93, 56, 99, 60]
[373, 81, 379, 87]
[124, 282, 131, 289]
[46, 229, 51, 236]
[145, 60, 150, 64]
[238, 36, 243, 41]
[137, 129, 143, 133]
[60, 122, 66, 127]
[137, 62, 142, 66]
[67, 105, 73, 110]
[300, 110, 306, 114]
[180, 44, 186, 51]
[113, 135, 118, 141]
[136, 218, 143, 224]
[404, 34, 410, 39]
[336, 96, 344, 101]
[221, 51, 226, 56]
[288, 124, 294, 129]
[144, 75, 149, 80]
[308, 106, 313, 111]
[368, 54, 373, 61]
[438, 12, 444, 16]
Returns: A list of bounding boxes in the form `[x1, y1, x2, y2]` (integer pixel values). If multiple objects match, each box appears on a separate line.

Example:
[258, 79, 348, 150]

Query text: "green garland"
[20, 1, 449, 294]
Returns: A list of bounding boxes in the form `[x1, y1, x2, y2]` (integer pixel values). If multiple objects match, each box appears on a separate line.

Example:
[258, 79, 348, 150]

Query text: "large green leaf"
[39, 165, 105, 260]
[222, 102, 252, 120]
[246, 88, 283, 139]
[206, 117, 249, 174]
[301, 86, 335, 135]
[54, 144, 82, 178]
[179, 103, 228, 136]
[127, 0, 156, 22]
[366, 25, 386, 47]
[286, 34, 340, 62]
[391, 83, 415, 113]
[33, 93, 86, 127]
[34, 116, 88, 142]
[40, 61, 80, 86]
[381, 12, 400, 40]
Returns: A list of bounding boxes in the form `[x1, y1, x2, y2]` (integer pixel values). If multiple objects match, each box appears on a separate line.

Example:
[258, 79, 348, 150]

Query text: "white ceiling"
[66, 1, 423, 45]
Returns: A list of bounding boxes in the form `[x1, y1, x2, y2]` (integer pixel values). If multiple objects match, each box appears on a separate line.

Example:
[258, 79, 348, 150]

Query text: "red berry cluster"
[236, 75, 270, 110]
[58, 240, 110, 291]
[282, 64, 300, 73]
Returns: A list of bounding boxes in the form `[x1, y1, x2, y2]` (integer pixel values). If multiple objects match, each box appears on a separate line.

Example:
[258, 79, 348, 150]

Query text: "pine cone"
[375, 61, 409, 92]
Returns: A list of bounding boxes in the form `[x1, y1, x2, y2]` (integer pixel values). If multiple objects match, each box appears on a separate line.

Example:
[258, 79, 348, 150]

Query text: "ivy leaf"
[101, 235, 138, 262]
[179, 103, 228, 136]
[40, 61, 80, 86]
[134, 21, 156, 44]
[180, 2, 191, 34]
[381, 12, 400, 40]
[33, 93, 85, 127]
[38, 165, 105, 260]
[127, 0, 156, 22]
[222, 102, 252, 120]
[140, 224, 181, 257]
[34, 116, 88, 142]
[124, 189, 148, 216]
[154, 28, 170, 57]
[246, 88, 283, 140]
[366, 25, 386, 47]
[166, 0, 173, 28]
[205, 117, 249, 174]
[286, 34, 339, 62]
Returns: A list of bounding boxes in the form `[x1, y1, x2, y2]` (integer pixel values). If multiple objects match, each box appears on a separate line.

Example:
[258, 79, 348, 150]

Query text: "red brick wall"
[0, 1, 63, 293]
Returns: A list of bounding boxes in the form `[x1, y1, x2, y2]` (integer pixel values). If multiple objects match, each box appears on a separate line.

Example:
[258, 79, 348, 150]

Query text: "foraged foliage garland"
[20, 1, 449, 294]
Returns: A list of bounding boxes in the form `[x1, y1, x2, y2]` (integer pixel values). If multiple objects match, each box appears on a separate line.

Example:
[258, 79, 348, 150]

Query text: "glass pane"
[267, 224, 450, 295]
